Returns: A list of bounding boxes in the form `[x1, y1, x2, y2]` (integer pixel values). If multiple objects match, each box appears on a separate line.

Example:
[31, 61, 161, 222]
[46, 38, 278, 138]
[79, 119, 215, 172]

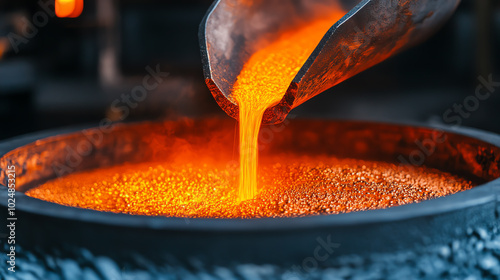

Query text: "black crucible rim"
[0, 119, 500, 234]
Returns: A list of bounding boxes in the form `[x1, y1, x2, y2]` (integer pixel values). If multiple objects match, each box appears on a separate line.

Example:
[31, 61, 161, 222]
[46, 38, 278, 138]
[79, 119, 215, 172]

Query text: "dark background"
[0, 0, 499, 140]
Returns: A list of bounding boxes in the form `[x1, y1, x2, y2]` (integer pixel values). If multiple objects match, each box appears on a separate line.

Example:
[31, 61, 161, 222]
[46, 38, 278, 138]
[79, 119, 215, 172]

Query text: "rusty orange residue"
[26, 156, 474, 218]
[56, 0, 84, 18]
[233, 12, 345, 201]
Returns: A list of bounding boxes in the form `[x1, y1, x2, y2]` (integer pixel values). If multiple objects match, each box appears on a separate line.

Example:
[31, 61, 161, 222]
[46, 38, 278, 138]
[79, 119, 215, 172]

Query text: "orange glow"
[26, 156, 474, 218]
[0, 38, 8, 59]
[233, 12, 346, 201]
[56, 0, 84, 18]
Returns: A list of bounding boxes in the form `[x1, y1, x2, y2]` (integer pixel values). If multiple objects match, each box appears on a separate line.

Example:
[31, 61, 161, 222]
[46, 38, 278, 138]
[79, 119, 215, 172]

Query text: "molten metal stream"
[233, 12, 346, 201]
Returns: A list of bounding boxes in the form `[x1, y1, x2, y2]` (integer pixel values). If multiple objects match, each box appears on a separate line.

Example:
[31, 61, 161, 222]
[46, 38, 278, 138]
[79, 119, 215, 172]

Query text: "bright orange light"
[56, 0, 84, 18]
[0, 38, 8, 59]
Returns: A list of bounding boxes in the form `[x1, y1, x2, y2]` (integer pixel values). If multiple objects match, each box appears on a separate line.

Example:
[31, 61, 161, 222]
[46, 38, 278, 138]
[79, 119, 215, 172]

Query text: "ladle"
[199, 0, 460, 124]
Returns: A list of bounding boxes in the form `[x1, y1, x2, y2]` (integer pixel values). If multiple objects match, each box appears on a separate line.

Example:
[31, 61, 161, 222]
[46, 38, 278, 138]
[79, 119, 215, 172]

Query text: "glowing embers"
[55, 0, 84, 18]
[26, 156, 474, 218]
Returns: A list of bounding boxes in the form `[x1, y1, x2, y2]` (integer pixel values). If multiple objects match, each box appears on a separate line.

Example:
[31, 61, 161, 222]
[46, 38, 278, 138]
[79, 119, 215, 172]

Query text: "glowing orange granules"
[233, 12, 346, 201]
[26, 156, 474, 218]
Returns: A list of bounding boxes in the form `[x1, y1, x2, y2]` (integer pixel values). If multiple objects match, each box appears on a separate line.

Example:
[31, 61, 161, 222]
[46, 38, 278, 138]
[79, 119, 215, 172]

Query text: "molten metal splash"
[233, 12, 346, 201]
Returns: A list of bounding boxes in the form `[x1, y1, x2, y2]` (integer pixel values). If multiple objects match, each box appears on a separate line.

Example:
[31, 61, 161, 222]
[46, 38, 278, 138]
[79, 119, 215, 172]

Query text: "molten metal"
[234, 12, 346, 201]
[27, 156, 473, 218]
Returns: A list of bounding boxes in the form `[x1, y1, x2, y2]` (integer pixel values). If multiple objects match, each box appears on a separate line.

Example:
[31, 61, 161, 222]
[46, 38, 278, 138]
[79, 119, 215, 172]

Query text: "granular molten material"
[26, 155, 474, 218]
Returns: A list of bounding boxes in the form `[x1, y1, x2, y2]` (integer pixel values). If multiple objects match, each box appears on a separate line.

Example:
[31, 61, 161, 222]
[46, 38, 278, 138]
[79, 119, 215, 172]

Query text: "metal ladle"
[199, 0, 460, 124]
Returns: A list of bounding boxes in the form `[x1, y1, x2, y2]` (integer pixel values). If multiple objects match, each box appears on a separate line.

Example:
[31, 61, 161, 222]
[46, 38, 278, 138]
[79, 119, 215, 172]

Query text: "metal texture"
[200, 0, 460, 124]
[0, 119, 499, 265]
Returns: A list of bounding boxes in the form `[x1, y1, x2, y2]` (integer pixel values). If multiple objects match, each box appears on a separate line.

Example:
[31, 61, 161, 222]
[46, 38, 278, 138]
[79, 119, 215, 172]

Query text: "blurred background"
[0, 0, 498, 140]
